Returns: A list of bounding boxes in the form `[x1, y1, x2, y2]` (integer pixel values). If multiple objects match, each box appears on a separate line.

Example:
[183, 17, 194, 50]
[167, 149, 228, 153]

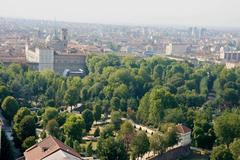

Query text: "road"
[0, 110, 21, 158]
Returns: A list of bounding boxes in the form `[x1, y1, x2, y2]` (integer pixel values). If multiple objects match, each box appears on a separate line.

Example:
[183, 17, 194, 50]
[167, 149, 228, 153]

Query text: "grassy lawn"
[81, 125, 106, 151]
[89, 126, 104, 135]
[81, 141, 98, 150]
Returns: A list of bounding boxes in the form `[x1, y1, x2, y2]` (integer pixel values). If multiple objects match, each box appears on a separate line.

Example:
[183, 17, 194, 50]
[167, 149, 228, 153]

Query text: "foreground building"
[17, 136, 82, 160]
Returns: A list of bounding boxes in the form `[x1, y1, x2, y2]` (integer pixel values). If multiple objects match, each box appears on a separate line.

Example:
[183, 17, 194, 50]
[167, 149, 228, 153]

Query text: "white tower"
[166, 43, 173, 55]
[220, 47, 225, 59]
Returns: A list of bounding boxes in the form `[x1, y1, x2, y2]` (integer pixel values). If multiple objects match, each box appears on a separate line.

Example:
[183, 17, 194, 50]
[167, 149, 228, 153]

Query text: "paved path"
[0, 110, 21, 158]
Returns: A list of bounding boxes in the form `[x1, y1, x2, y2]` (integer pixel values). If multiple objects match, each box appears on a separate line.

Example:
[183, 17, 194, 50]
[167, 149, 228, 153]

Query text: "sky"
[0, 0, 240, 27]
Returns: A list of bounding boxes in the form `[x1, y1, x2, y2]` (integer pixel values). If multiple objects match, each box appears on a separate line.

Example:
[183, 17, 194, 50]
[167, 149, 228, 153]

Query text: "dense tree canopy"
[214, 112, 240, 144]
[0, 55, 240, 159]
[118, 121, 135, 151]
[130, 131, 150, 159]
[211, 145, 233, 160]
[1, 96, 19, 121]
[46, 119, 60, 138]
[110, 111, 122, 130]
[63, 114, 85, 142]
[82, 109, 94, 132]
[15, 115, 36, 141]
[229, 139, 240, 160]
[42, 107, 58, 125]
[97, 136, 128, 160]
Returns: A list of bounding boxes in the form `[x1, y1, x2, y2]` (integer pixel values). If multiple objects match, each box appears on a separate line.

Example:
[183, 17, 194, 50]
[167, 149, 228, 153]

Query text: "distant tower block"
[165, 43, 173, 55]
[219, 47, 225, 59]
[61, 28, 68, 48]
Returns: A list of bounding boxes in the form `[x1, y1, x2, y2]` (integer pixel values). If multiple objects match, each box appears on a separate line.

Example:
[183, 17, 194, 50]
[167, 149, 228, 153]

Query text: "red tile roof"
[176, 124, 191, 134]
[24, 136, 82, 160]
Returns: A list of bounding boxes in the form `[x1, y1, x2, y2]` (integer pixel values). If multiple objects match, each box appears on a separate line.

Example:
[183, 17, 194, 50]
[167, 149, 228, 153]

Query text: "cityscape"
[0, 0, 240, 160]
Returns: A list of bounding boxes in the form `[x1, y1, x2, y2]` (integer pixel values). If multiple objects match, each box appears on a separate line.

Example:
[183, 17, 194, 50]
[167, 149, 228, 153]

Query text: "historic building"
[25, 28, 86, 75]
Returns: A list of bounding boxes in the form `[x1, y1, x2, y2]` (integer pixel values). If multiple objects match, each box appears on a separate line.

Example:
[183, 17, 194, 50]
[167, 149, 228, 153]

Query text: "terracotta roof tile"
[176, 124, 191, 134]
[24, 136, 82, 160]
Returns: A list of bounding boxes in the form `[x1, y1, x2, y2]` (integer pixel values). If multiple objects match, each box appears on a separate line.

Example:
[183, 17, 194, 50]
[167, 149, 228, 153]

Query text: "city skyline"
[0, 0, 240, 28]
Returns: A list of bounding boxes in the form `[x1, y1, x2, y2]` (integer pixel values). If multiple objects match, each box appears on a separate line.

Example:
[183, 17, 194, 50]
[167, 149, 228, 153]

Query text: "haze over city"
[1, 0, 240, 27]
[1, 0, 240, 160]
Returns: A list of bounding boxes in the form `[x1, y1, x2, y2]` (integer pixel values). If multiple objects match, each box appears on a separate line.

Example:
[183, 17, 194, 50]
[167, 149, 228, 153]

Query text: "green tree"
[97, 137, 128, 160]
[137, 88, 177, 125]
[94, 127, 100, 137]
[211, 145, 233, 160]
[65, 137, 73, 148]
[152, 64, 163, 80]
[127, 98, 138, 111]
[185, 91, 206, 107]
[46, 119, 60, 138]
[56, 112, 67, 126]
[214, 112, 240, 144]
[229, 138, 240, 160]
[16, 115, 36, 141]
[150, 133, 166, 155]
[100, 124, 114, 138]
[86, 142, 93, 156]
[63, 114, 85, 141]
[136, 92, 150, 124]
[113, 84, 129, 99]
[223, 88, 239, 106]
[42, 107, 58, 126]
[111, 111, 122, 130]
[73, 140, 81, 153]
[22, 136, 36, 151]
[93, 104, 102, 121]
[89, 82, 104, 98]
[192, 112, 215, 149]
[200, 76, 209, 95]
[148, 88, 176, 125]
[82, 109, 94, 132]
[118, 121, 135, 151]
[130, 131, 150, 159]
[164, 108, 185, 124]
[1, 96, 19, 121]
[164, 125, 178, 147]
[40, 130, 47, 139]
[110, 97, 120, 110]
[64, 87, 79, 111]
[80, 87, 89, 101]
[0, 85, 10, 103]
[13, 107, 31, 125]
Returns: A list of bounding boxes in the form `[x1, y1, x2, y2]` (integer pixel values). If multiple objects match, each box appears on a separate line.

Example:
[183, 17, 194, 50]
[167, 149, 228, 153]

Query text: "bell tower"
[61, 28, 68, 48]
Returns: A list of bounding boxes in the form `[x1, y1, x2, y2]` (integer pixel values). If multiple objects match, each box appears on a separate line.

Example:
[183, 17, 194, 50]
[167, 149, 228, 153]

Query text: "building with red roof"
[17, 136, 82, 160]
[176, 124, 192, 146]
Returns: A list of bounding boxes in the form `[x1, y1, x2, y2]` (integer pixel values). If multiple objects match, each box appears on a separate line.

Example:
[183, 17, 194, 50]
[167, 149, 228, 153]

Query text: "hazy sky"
[0, 0, 240, 27]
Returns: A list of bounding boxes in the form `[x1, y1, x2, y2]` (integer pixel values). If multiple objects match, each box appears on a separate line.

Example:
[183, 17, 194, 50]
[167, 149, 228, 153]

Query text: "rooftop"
[22, 136, 82, 160]
[176, 124, 191, 134]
